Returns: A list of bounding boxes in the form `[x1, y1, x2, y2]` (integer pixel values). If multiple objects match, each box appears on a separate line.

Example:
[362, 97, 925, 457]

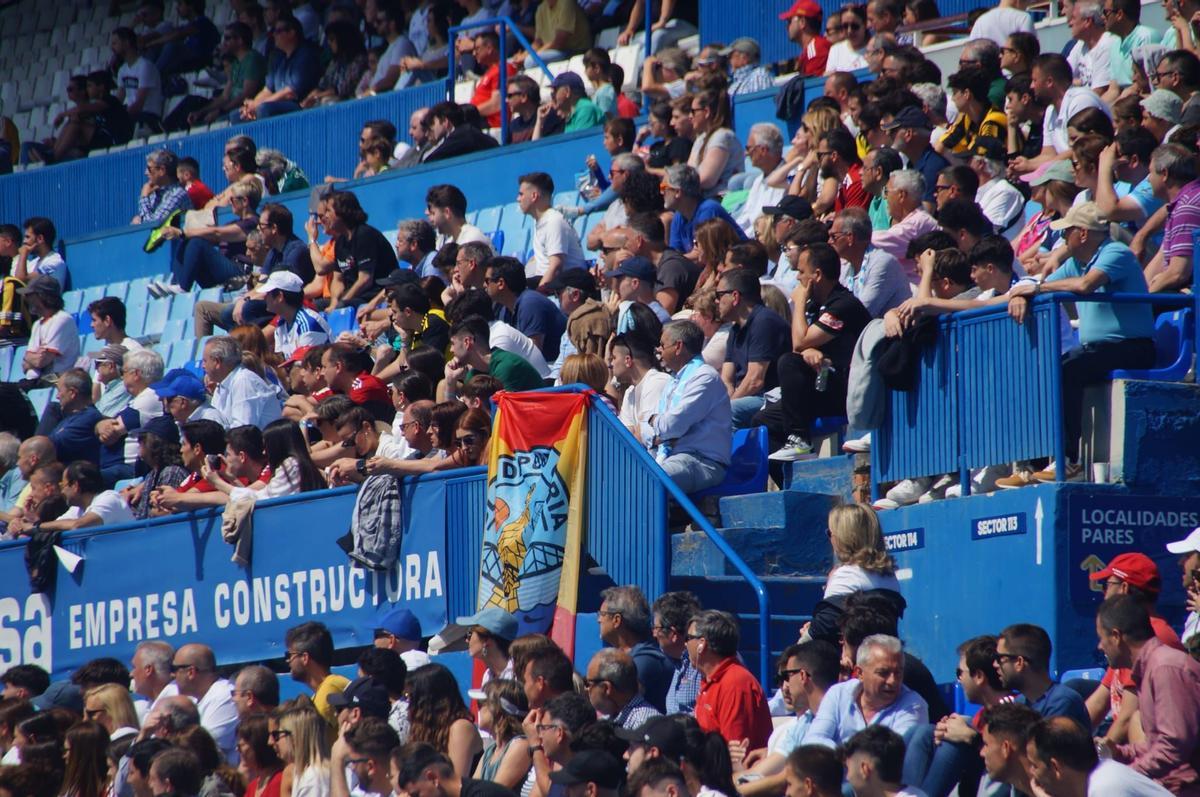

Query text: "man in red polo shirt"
[469, 31, 517, 129]
[687, 609, 773, 749]
[321, 342, 394, 424]
[781, 0, 830, 77]
[1086, 552, 1184, 745]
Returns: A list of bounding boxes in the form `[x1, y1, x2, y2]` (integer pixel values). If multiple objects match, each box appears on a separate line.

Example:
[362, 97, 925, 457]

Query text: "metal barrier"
[872, 292, 1195, 498]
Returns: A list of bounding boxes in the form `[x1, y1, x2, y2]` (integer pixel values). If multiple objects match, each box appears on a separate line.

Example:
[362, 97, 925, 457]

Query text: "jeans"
[660, 452, 726, 493]
[525, 49, 570, 70]
[170, 239, 243, 291]
[1061, 337, 1154, 460]
[903, 723, 980, 797]
[730, 395, 766, 428]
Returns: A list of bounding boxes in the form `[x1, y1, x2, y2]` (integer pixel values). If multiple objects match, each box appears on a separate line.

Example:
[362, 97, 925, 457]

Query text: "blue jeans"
[731, 395, 766, 429]
[902, 723, 979, 797]
[525, 49, 569, 70]
[661, 452, 726, 493]
[170, 239, 243, 291]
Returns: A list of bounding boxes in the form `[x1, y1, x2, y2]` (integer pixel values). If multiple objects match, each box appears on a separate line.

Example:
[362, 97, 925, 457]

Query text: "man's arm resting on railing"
[1147, 255, 1192, 293]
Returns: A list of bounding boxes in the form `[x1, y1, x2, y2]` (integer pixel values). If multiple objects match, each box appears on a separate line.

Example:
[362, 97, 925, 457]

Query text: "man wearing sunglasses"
[170, 643, 240, 764]
[993, 624, 1090, 728]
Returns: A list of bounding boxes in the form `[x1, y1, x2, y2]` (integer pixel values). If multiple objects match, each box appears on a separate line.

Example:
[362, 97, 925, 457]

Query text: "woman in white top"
[823, 503, 901, 599]
[205, 419, 327, 501]
[687, 90, 744, 198]
[269, 705, 330, 797]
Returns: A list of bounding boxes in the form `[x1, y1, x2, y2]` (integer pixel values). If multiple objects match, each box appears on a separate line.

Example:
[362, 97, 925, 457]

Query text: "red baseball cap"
[284, 345, 314, 367]
[1089, 552, 1162, 593]
[780, 0, 822, 19]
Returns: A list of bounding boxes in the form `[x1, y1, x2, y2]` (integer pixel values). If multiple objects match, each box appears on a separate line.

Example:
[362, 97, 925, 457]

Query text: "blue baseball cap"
[454, 606, 519, 641]
[376, 607, 422, 641]
[32, 681, 82, 713]
[150, 368, 209, 402]
[610, 256, 657, 282]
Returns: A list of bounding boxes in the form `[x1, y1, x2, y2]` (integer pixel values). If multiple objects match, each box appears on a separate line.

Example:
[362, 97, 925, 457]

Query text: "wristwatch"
[356, 458, 368, 477]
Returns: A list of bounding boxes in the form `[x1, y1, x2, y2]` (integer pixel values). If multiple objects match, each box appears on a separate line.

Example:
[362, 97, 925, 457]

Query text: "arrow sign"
[1035, 498, 1044, 566]
[1080, 554, 1106, 591]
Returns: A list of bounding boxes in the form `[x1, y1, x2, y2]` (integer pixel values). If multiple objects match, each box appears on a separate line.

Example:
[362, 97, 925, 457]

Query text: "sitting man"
[1029, 715, 1175, 796]
[202, 336, 283, 429]
[843, 726, 925, 797]
[321, 343, 393, 424]
[13, 217, 69, 286]
[869, 169, 939, 279]
[1007, 202, 1154, 482]
[235, 15, 320, 121]
[444, 315, 545, 397]
[19, 276, 79, 386]
[154, 368, 230, 426]
[649, 320, 731, 494]
[806, 634, 928, 748]
[11, 460, 134, 534]
[132, 149, 192, 226]
[95, 348, 165, 486]
[151, 420, 257, 515]
[259, 271, 331, 359]
[47, 370, 103, 466]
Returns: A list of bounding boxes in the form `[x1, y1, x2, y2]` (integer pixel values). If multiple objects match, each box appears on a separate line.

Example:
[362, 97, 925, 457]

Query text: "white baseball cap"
[1166, 527, 1200, 555]
[257, 270, 305, 294]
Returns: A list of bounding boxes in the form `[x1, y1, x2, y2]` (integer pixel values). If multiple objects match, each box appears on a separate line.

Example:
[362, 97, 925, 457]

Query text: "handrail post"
[1049, 299, 1066, 481]
[642, 0, 653, 114]
[499, 20, 509, 145]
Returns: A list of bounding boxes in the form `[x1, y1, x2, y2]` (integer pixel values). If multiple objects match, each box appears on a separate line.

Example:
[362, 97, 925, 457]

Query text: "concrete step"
[719, 489, 838, 530]
[671, 523, 832, 577]
[781, 453, 861, 499]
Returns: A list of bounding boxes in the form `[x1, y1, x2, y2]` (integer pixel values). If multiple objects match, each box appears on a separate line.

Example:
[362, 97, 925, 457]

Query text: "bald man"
[0, 436, 56, 521]
[171, 643, 239, 764]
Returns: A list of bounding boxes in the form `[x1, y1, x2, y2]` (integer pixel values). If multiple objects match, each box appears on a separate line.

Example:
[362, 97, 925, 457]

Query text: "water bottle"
[816, 363, 832, 393]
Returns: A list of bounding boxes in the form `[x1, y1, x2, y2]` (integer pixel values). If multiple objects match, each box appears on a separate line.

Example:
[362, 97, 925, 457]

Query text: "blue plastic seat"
[180, 316, 195, 340]
[692, 426, 769, 499]
[143, 298, 170, 339]
[105, 280, 130, 303]
[325, 306, 356, 337]
[1058, 667, 1105, 682]
[81, 284, 106, 307]
[75, 310, 93, 334]
[126, 302, 148, 338]
[489, 230, 505, 253]
[1109, 309, 1194, 381]
[127, 277, 154, 305]
[474, 205, 503, 233]
[169, 292, 196, 322]
[159, 318, 186, 343]
[81, 333, 102, 354]
[504, 229, 531, 259]
[0, 348, 13, 383]
[812, 416, 848, 444]
[167, 341, 194, 369]
[197, 287, 222, 304]
[61, 290, 84, 316]
[8, 347, 27, 381]
[26, 387, 54, 419]
[151, 341, 171, 362]
[553, 190, 579, 207]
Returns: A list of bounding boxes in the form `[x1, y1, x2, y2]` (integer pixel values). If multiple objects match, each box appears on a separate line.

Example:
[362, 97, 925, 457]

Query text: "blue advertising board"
[0, 482, 456, 679]
[1066, 494, 1200, 608]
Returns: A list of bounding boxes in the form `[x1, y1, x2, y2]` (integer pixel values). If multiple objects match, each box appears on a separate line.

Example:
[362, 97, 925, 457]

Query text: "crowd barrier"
[871, 291, 1198, 498]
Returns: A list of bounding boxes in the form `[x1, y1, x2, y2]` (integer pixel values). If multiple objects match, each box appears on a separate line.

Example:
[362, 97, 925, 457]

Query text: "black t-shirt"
[904, 651, 950, 722]
[655, 248, 701, 308]
[724, 303, 791, 391]
[334, 223, 399, 290]
[90, 94, 133, 148]
[413, 313, 450, 355]
[805, 284, 870, 373]
[648, 136, 693, 169]
[461, 779, 518, 797]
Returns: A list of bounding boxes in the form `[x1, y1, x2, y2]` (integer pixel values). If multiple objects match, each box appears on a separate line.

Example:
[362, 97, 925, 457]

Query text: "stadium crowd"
[3, 0, 1200, 794]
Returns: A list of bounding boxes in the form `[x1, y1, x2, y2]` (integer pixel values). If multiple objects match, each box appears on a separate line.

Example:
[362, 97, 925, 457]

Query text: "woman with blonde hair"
[777, 106, 844, 210]
[82, 685, 139, 738]
[686, 290, 730, 371]
[268, 706, 330, 797]
[691, 217, 743, 293]
[806, 503, 903, 642]
[471, 679, 531, 789]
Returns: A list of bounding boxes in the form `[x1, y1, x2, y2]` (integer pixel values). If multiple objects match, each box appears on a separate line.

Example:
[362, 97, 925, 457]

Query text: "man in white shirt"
[202, 336, 283, 429]
[131, 640, 180, 723]
[968, 0, 1034, 46]
[519, 171, 586, 286]
[1027, 716, 1171, 796]
[20, 277, 79, 382]
[425, 184, 492, 250]
[1066, 1, 1114, 94]
[171, 644, 240, 765]
[736, 123, 787, 235]
[1014, 53, 1110, 174]
[969, 139, 1026, 237]
[258, 270, 331, 357]
[112, 26, 164, 127]
[1166, 528, 1200, 645]
[37, 461, 136, 532]
[373, 607, 433, 671]
[611, 334, 671, 444]
[13, 218, 68, 286]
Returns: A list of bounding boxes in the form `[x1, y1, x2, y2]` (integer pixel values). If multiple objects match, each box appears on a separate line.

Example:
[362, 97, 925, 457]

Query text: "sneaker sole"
[768, 451, 815, 462]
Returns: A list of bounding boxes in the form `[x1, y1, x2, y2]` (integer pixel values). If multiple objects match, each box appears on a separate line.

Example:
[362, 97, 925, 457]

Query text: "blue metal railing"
[872, 292, 1195, 498]
[543, 384, 773, 686]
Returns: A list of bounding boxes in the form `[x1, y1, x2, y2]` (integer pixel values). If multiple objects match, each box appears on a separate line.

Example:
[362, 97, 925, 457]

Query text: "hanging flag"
[477, 391, 589, 658]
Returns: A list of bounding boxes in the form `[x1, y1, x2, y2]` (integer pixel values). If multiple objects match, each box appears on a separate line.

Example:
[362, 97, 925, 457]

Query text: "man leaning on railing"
[1006, 202, 1155, 483]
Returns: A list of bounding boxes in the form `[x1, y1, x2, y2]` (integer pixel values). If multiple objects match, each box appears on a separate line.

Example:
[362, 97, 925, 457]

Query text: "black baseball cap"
[326, 676, 391, 719]
[548, 750, 624, 789]
[761, 195, 813, 222]
[543, 268, 598, 295]
[614, 715, 687, 759]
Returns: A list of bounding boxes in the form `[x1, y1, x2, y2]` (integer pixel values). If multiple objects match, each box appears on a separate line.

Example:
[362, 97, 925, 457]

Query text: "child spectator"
[176, 157, 214, 209]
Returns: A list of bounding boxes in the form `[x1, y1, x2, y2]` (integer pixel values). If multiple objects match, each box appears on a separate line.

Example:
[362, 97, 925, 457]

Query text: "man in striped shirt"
[260, 270, 331, 358]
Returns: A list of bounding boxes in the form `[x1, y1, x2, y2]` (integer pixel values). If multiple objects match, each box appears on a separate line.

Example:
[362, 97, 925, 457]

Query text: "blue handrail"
[541, 384, 773, 686]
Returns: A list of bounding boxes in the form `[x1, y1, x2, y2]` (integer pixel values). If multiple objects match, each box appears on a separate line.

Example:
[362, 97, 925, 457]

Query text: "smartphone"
[206, 454, 224, 469]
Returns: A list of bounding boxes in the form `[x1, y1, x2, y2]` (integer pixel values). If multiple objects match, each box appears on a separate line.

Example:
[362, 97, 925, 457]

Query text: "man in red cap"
[782, 0, 830, 77]
[1086, 552, 1183, 745]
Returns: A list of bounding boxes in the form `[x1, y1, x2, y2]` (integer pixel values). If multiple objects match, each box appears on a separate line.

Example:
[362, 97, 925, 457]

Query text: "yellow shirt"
[939, 107, 1007, 155]
[313, 673, 350, 727]
[534, 0, 591, 54]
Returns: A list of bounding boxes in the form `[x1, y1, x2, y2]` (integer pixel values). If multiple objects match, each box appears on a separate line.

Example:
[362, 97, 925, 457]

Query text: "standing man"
[717, 268, 792, 428]
[599, 585, 675, 714]
[689, 609, 774, 749]
[517, 172, 586, 289]
[284, 620, 349, 727]
[170, 644, 239, 764]
[781, 0, 830, 77]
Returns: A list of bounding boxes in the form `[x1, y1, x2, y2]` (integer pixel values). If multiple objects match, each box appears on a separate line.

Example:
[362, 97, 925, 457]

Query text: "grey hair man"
[131, 640, 177, 710]
[969, 139, 1026, 234]
[736, 123, 787, 234]
[134, 149, 190, 225]
[599, 586, 673, 713]
[1066, 0, 1111, 93]
[587, 152, 648, 250]
[585, 648, 662, 729]
[201, 336, 282, 428]
[872, 169, 939, 276]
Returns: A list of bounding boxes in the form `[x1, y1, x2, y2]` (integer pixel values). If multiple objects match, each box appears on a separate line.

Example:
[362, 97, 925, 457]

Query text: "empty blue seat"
[169, 292, 196, 322]
[62, 290, 84, 315]
[0, 348, 14, 383]
[143, 298, 170, 339]
[180, 316, 195, 340]
[692, 426, 769, 499]
[81, 333, 102, 354]
[325, 306, 356, 337]
[504, 229, 531, 259]
[1058, 667, 1105, 682]
[75, 310, 93, 335]
[197, 287, 222, 304]
[8, 346, 27, 381]
[106, 280, 130, 303]
[474, 205, 502, 233]
[81, 285, 106, 307]
[553, 190, 579, 207]
[166, 341, 194, 369]
[159, 319, 186, 343]
[127, 277, 154, 305]
[27, 387, 54, 419]
[1109, 309, 1194, 382]
[151, 341, 171, 362]
[489, 230, 505, 253]
[126, 302, 148, 337]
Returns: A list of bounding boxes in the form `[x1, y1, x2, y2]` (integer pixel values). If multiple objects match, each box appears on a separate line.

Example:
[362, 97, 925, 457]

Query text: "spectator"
[457, 606, 517, 687]
[781, 0, 830, 77]
[422, 101, 500, 163]
[969, 0, 1035, 47]
[236, 716, 283, 797]
[688, 609, 772, 748]
[536, 72, 605, 140]
[399, 741, 519, 797]
[206, 418, 326, 500]
[323, 191, 399, 309]
[871, 170, 939, 277]
[513, 172, 586, 288]
[969, 138, 1026, 235]
[269, 705, 331, 796]
[14, 278, 75, 388]
[362, 2, 416, 95]
[735, 124, 787, 234]
[780, 746, 843, 797]
[688, 90, 744, 198]
[612, 257, 671, 329]
[0, 665, 48, 701]
[824, 6, 869, 74]
[1140, 91, 1182, 144]
[1101, 0, 1156, 104]
[111, 27, 164, 130]
[237, 15, 320, 120]
[332, 715, 399, 797]
[1145, 144, 1200, 292]
[974, 702, 1044, 796]
[169, 644, 239, 764]
[651, 320, 731, 492]
[123, 416, 187, 519]
[993, 623, 1090, 727]
[523, 0, 590, 69]
[152, 178, 263, 294]
[734, 641, 841, 793]
[1095, 594, 1200, 791]
[1157, 50, 1200, 125]
[426, 185, 491, 251]
[17, 461, 134, 534]
[301, 20, 368, 108]
[723, 38, 774, 96]
[1065, 1, 1112, 94]
[590, 585, 672, 715]
[174, 157, 213, 209]
[814, 128, 867, 218]
[487, 258, 567, 366]
[806, 635, 928, 748]
[611, 333, 670, 440]
[1003, 32, 1040, 78]
[182, 22, 266, 127]
[148, 749, 204, 797]
[933, 165, 979, 213]
[843, 726, 920, 797]
[131, 640, 177, 715]
[404, 665, 482, 776]
[0, 436, 55, 520]
[469, 31, 517, 129]
[1013, 54, 1108, 173]
[831, 208, 910, 318]
[664, 165, 748, 256]
[148, 419, 229, 514]
[43, 371, 101, 467]
[444, 315, 544, 396]
[320, 343, 393, 423]
[373, 606, 433, 672]
[1095, 128, 1162, 237]
[937, 67, 1007, 158]
[584, 649, 662, 730]
[12, 218, 67, 290]
[284, 621, 349, 727]
[711, 267, 788, 429]
[258, 272, 331, 358]
[153, 368, 230, 426]
[522, 691, 598, 797]
[92, 347, 164, 485]
[621, 213, 701, 314]
[1029, 715, 1174, 796]
[202, 336, 284, 429]
[133, 150, 192, 226]
[505, 75, 548, 144]
[859, 147, 903, 233]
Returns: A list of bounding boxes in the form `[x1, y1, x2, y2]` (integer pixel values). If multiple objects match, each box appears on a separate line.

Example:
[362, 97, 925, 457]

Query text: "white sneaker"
[918, 474, 955, 503]
[147, 279, 168, 298]
[160, 282, 186, 295]
[872, 497, 900, 510]
[973, 464, 1010, 494]
[883, 477, 932, 507]
[842, 432, 871, 453]
[768, 435, 814, 461]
